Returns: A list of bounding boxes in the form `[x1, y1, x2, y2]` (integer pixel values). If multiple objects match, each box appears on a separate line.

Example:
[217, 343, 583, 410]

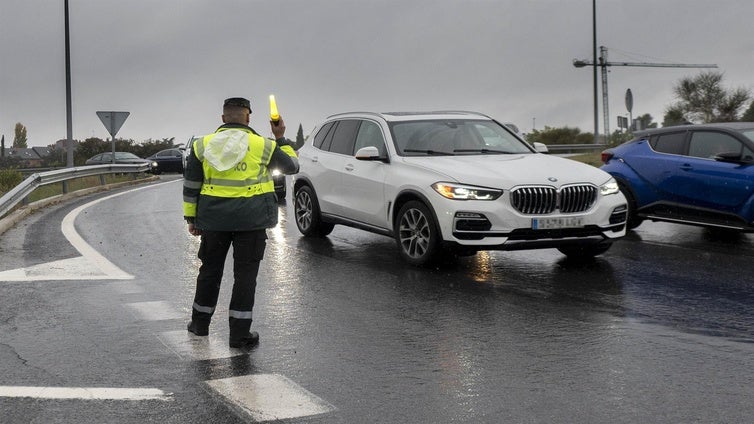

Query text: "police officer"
[183, 96, 298, 348]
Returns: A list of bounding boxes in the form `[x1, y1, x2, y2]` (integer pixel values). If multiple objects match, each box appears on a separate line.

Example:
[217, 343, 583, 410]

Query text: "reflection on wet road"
[281, 200, 754, 344]
[1, 178, 751, 423]
[265, 200, 754, 422]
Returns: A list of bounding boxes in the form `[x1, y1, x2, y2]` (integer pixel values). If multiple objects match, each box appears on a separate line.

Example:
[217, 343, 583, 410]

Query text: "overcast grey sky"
[1, 0, 752, 147]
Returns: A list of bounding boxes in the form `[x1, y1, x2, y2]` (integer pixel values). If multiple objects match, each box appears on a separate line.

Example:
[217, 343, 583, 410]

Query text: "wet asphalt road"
[0, 175, 753, 423]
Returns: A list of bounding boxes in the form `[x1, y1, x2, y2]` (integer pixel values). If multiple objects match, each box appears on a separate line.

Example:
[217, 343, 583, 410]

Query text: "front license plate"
[532, 217, 584, 230]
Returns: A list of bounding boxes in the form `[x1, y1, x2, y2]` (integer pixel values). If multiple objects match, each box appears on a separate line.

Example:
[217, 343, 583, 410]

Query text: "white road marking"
[205, 374, 335, 422]
[108, 281, 145, 294]
[0, 386, 172, 401]
[159, 330, 240, 361]
[0, 256, 116, 281]
[0, 181, 176, 282]
[1, 179, 336, 420]
[126, 301, 183, 321]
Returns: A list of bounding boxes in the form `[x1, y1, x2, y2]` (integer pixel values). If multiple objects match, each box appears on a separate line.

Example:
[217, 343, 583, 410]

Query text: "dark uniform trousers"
[191, 229, 267, 340]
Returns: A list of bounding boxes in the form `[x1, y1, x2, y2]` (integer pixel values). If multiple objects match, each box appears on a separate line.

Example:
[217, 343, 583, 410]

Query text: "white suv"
[293, 111, 627, 266]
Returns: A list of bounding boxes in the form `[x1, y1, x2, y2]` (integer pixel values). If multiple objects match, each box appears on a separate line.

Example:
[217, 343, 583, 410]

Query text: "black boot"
[187, 320, 209, 336]
[229, 331, 259, 348]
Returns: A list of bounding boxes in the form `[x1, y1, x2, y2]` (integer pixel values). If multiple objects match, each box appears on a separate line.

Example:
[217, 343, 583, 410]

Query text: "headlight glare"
[600, 179, 620, 196]
[432, 182, 502, 200]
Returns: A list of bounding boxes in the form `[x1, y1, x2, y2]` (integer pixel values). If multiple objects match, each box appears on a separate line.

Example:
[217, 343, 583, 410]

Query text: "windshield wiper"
[403, 149, 454, 156]
[453, 148, 513, 154]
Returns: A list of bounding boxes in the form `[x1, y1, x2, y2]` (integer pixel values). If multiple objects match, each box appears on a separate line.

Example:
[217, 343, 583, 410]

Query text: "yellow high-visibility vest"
[193, 129, 276, 198]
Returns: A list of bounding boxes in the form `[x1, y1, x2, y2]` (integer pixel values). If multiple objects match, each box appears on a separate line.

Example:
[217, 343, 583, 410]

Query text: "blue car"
[600, 123, 754, 232]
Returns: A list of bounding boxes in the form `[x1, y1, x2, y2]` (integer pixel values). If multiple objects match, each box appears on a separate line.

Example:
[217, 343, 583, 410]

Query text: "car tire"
[394, 201, 441, 266]
[294, 185, 334, 237]
[557, 242, 612, 259]
[618, 182, 644, 230]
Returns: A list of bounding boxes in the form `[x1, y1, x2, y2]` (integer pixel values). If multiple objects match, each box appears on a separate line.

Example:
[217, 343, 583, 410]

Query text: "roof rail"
[325, 111, 386, 120]
[325, 110, 490, 120]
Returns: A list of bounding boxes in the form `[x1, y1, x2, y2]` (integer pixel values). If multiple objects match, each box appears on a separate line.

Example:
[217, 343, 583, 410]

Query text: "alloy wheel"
[398, 207, 431, 259]
[295, 190, 312, 231]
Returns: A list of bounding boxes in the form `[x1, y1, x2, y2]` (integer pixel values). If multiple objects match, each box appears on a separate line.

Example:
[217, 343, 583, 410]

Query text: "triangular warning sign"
[96, 111, 130, 137]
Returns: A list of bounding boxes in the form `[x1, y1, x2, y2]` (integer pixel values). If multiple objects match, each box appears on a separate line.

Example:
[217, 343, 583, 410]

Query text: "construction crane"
[573, 46, 718, 142]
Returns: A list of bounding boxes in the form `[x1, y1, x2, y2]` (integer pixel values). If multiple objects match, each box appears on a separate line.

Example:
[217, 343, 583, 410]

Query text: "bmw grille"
[510, 185, 597, 214]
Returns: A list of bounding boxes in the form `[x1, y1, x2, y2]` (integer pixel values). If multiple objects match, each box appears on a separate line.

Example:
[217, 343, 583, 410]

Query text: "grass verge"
[565, 152, 603, 167]
[25, 174, 151, 202]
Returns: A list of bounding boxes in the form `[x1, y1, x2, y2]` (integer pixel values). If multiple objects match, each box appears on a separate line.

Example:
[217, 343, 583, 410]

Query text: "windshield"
[741, 129, 754, 143]
[114, 152, 141, 159]
[389, 119, 533, 156]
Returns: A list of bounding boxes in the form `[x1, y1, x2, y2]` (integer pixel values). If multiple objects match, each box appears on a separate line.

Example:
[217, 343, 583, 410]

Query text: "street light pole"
[592, 0, 599, 144]
[64, 0, 74, 167]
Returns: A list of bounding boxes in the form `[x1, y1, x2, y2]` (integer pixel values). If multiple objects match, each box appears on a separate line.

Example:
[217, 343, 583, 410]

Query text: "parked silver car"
[85, 152, 156, 172]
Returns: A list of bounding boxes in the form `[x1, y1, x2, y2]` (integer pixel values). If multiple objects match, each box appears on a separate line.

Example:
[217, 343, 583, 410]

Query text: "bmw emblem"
[548, 177, 558, 182]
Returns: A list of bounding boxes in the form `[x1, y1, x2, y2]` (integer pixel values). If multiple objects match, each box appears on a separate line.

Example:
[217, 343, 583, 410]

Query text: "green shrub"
[0, 169, 23, 195]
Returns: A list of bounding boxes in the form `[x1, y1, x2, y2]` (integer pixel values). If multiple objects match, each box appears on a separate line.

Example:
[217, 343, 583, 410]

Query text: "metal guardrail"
[544, 143, 609, 154]
[0, 163, 151, 219]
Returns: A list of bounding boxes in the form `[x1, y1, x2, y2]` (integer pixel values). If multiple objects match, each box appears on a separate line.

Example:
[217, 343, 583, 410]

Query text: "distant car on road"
[145, 148, 184, 174]
[503, 121, 527, 139]
[270, 167, 287, 200]
[600, 122, 754, 231]
[85, 152, 156, 171]
[293, 111, 627, 266]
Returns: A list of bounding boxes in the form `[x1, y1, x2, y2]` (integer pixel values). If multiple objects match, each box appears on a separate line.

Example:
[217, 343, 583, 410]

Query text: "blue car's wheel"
[618, 182, 644, 230]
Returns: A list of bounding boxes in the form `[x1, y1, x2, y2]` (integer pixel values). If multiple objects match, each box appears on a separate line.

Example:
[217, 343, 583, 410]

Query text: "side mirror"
[355, 146, 387, 162]
[533, 142, 549, 154]
[713, 152, 745, 163]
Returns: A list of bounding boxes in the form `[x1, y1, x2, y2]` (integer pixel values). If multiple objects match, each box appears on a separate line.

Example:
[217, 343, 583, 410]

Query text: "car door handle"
[344, 164, 354, 171]
[310, 155, 318, 163]
[680, 163, 692, 171]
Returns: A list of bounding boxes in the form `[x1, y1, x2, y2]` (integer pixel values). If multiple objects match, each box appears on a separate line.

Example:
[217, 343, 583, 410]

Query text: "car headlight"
[600, 179, 620, 196]
[432, 182, 503, 200]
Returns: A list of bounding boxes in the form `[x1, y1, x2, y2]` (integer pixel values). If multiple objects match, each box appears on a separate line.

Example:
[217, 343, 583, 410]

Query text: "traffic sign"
[96, 111, 130, 137]
[625, 89, 633, 113]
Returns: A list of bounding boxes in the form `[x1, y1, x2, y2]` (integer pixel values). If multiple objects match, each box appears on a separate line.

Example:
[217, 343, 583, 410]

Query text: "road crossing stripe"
[125, 301, 183, 321]
[205, 374, 335, 422]
[0, 386, 172, 401]
[108, 281, 145, 294]
[159, 329, 241, 361]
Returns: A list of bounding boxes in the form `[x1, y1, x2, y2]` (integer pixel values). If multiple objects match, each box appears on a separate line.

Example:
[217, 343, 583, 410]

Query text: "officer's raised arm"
[268, 116, 299, 174]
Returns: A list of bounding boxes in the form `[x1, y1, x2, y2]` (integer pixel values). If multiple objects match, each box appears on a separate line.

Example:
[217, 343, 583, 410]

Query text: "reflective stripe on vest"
[196, 131, 276, 198]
